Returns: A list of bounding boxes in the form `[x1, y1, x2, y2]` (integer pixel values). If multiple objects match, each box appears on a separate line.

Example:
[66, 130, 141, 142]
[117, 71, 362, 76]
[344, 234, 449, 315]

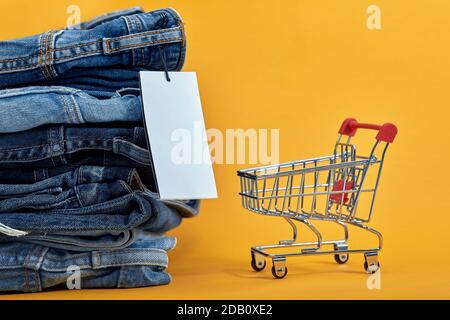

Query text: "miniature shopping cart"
[237, 118, 397, 279]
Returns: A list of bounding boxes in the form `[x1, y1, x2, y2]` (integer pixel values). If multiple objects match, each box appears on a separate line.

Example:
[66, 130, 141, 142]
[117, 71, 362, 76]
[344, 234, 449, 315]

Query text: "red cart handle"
[339, 118, 397, 143]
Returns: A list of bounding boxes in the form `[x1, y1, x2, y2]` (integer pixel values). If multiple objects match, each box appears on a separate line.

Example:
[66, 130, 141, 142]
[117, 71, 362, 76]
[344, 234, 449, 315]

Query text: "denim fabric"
[0, 127, 200, 217]
[0, 8, 186, 91]
[0, 180, 138, 212]
[0, 165, 139, 198]
[0, 86, 143, 133]
[0, 233, 177, 292]
[0, 230, 139, 252]
[0, 153, 156, 191]
[0, 125, 150, 168]
[0, 166, 199, 218]
[0, 188, 182, 236]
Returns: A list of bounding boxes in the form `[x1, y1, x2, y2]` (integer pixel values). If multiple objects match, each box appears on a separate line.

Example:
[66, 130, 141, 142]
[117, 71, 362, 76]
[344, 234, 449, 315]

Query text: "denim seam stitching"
[0, 41, 101, 63]
[109, 26, 181, 42]
[131, 16, 138, 66]
[118, 180, 133, 194]
[0, 137, 129, 153]
[134, 15, 144, 66]
[74, 186, 85, 207]
[122, 16, 135, 65]
[39, 33, 50, 80]
[0, 35, 180, 72]
[126, 169, 134, 186]
[43, 31, 54, 79]
[78, 166, 83, 185]
[48, 31, 58, 78]
[105, 37, 181, 54]
[45, 31, 56, 78]
[0, 27, 180, 63]
[68, 94, 84, 124]
[40, 248, 167, 262]
[28, 192, 138, 216]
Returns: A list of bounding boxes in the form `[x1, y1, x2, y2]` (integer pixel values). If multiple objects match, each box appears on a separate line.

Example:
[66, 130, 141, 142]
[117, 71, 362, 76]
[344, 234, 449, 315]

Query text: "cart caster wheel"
[251, 256, 266, 272]
[271, 259, 288, 279]
[271, 266, 288, 279]
[364, 261, 380, 274]
[334, 253, 349, 264]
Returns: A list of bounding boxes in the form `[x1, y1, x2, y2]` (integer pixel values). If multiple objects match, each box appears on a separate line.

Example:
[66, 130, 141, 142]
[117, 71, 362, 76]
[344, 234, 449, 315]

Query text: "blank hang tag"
[139, 71, 218, 200]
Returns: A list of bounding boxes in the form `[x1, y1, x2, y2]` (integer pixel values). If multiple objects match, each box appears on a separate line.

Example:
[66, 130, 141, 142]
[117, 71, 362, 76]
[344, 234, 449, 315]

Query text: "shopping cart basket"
[237, 118, 397, 278]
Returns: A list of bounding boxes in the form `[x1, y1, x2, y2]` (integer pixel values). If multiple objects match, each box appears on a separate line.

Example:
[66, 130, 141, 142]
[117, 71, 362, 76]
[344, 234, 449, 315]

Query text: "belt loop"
[113, 138, 151, 166]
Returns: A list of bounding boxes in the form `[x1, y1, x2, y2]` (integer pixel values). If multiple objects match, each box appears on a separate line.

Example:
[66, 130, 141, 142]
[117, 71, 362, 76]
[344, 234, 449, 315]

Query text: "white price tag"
[139, 71, 217, 200]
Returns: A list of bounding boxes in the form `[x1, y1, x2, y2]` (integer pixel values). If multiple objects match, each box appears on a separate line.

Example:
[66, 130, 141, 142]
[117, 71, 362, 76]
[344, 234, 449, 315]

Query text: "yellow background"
[1, 0, 449, 299]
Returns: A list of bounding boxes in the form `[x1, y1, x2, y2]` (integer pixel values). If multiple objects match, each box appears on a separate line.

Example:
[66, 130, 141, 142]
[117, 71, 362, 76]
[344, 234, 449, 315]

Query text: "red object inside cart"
[330, 179, 354, 204]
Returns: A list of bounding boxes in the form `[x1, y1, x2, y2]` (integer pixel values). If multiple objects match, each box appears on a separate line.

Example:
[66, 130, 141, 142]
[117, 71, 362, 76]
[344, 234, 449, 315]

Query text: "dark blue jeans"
[0, 125, 156, 189]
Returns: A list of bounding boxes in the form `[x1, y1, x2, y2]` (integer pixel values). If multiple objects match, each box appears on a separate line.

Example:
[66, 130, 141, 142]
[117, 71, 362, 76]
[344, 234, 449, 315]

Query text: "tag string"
[158, 45, 171, 82]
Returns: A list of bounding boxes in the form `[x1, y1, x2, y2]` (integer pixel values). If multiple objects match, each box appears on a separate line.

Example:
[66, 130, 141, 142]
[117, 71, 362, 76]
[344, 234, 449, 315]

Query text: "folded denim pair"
[0, 165, 192, 252]
[0, 86, 143, 133]
[0, 8, 186, 92]
[0, 232, 177, 293]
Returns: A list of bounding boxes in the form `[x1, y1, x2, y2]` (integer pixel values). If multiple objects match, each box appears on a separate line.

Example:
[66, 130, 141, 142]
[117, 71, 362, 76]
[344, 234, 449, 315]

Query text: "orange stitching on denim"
[42, 32, 53, 80]
[0, 37, 181, 72]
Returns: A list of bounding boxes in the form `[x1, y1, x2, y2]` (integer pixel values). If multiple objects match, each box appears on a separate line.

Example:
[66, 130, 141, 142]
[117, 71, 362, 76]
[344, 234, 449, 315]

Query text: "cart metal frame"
[238, 118, 397, 278]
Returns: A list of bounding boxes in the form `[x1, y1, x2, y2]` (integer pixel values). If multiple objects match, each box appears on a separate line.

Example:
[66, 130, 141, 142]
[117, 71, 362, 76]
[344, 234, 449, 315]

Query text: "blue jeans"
[0, 185, 182, 235]
[0, 175, 142, 212]
[0, 86, 143, 133]
[0, 166, 191, 250]
[0, 126, 200, 217]
[0, 165, 138, 198]
[0, 126, 149, 168]
[0, 8, 186, 91]
[0, 233, 177, 292]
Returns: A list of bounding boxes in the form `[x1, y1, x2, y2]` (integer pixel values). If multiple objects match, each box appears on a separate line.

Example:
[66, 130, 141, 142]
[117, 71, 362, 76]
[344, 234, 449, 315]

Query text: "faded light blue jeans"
[0, 86, 143, 133]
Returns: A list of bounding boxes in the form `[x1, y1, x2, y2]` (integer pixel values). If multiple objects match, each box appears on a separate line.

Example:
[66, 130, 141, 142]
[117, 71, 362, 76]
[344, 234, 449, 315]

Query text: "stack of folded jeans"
[0, 7, 198, 293]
